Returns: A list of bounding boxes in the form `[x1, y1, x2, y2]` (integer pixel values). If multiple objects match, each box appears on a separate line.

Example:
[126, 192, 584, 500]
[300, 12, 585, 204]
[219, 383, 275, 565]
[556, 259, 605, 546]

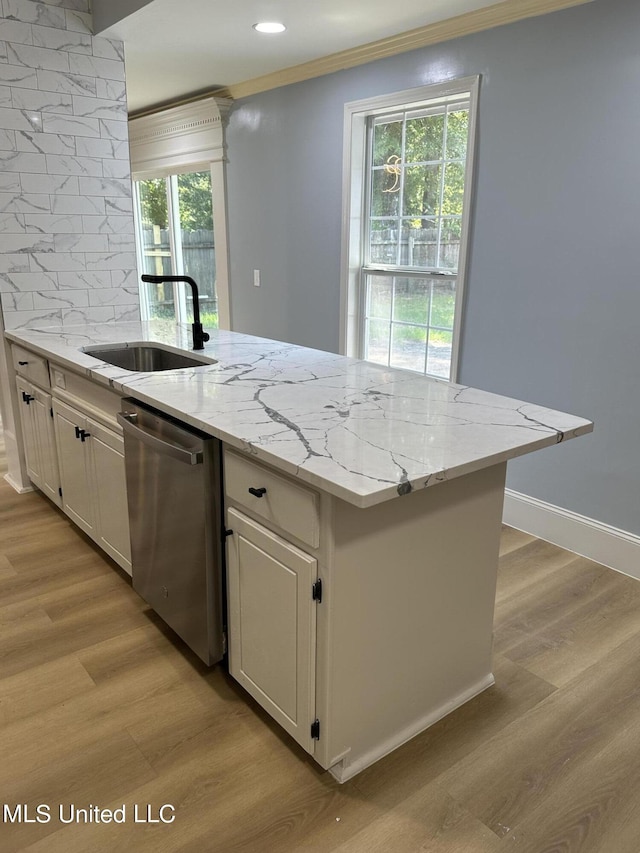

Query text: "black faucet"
[141, 274, 211, 350]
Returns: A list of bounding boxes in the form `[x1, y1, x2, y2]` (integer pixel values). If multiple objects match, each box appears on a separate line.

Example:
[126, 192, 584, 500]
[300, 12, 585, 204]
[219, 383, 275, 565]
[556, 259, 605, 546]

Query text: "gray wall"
[226, 0, 640, 534]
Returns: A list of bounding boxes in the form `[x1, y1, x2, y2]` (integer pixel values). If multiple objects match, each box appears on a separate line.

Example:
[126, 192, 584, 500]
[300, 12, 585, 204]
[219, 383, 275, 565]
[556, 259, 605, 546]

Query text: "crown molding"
[212, 0, 593, 101]
[129, 96, 233, 176]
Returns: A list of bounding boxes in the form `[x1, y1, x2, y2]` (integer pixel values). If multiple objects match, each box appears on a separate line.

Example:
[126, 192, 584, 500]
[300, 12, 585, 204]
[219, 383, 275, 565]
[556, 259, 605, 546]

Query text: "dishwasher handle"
[117, 412, 203, 465]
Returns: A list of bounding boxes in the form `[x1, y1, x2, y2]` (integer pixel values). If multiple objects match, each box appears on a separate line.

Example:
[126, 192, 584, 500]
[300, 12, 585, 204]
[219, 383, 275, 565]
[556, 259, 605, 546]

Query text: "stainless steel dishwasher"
[117, 398, 225, 665]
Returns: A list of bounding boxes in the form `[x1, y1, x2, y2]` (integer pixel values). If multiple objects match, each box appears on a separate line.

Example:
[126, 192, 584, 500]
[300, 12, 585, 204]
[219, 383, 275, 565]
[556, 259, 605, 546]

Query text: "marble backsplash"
[0, 0, 140, 330]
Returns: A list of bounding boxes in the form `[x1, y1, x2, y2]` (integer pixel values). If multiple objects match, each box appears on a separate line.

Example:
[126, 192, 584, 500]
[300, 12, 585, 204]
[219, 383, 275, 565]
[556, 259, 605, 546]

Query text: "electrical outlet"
[253, 269, 260, 287]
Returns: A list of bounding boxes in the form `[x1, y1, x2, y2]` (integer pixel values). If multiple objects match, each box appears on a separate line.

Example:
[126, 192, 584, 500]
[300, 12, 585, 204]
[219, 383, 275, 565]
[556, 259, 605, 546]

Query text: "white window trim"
[128, 97, 233, 330]
[339, 77, 479, 382]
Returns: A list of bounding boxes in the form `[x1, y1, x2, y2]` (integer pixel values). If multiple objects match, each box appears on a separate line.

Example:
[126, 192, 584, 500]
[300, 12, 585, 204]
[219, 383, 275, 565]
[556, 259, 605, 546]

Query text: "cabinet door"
[16, 377, 62, 507]
[31, 387, 62, 508]
[226, 507, 317, 754]
[15, 376, 41, 488]
[52, 399, 95, 537]
[88, 418, 131, 574]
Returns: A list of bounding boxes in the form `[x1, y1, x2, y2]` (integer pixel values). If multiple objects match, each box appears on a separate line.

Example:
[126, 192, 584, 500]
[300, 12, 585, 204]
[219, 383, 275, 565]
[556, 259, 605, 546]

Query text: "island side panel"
[315, 462, 507, 781]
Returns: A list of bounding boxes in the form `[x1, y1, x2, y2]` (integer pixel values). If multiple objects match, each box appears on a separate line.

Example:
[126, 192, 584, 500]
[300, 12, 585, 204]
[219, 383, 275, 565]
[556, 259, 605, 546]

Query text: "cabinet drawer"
[224, 449, 320, 548]
[11, 344, 50, 388]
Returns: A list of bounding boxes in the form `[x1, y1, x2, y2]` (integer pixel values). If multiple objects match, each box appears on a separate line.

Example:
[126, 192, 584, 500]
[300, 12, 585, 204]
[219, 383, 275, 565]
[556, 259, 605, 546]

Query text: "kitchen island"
[4, 321, 592, 781]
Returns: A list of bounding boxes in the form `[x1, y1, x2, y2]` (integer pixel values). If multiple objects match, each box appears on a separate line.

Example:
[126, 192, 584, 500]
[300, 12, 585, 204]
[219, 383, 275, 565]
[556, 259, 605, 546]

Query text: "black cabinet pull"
[248, 487, 267, 498]
[18, 360, 28, 366]
[80, 429, 90, 442]
[75, 425, 81, 439]
[22, 391, 34, 404]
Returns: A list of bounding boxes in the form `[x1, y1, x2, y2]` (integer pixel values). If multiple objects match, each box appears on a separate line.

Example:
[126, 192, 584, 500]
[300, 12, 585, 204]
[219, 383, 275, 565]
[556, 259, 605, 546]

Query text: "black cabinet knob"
[248, 487, 267, 498]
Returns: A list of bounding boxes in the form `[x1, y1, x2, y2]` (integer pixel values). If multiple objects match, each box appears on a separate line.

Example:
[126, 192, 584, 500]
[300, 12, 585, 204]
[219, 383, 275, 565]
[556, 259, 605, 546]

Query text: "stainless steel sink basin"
[82, 342, 216, 372]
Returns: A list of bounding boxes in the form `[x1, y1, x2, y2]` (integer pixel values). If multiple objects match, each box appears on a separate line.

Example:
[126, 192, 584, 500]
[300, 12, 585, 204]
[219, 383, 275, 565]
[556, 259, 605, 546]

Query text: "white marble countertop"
[5, 321, 593, 508]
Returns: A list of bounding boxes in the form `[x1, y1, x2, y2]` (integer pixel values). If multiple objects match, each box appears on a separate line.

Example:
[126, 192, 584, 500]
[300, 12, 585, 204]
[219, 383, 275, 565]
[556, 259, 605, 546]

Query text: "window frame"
[339, 77, 479, 382]
[133, 167, 218, 325]
[129, 98, 232, 330]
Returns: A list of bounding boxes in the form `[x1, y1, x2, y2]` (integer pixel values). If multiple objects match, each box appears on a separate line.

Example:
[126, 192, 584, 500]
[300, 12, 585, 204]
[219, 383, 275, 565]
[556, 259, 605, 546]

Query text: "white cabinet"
[224, 450, 320, 548]
[15, 375, 62, 508]
[12, 344, 131, 574]
[53, 398, 96, 536]
[15, 376, 42, 488]
[225, 447, 508, 783]
[11, 343, 51, 388]
[224, 448, 321, 755]
[226, 507, 317, 754]
[52, 398, 131, 574]
[90, 420, 131, 570]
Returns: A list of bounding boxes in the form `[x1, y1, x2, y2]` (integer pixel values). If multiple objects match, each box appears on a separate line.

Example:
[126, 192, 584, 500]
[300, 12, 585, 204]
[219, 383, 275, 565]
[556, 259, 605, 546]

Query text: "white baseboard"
[503, 489, 640, 581]
[3, 472, 33, 494]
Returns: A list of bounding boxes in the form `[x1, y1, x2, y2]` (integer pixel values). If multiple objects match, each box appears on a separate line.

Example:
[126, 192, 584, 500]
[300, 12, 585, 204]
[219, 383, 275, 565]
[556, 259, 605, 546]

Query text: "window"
[135, 170, 219, 327]
[128, 97, 231, 329]
[341, 78, 479, 381]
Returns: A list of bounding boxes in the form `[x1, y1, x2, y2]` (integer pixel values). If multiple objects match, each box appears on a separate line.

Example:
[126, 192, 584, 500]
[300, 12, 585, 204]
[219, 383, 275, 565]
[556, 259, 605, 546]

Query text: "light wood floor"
[2, 453, 640, 852]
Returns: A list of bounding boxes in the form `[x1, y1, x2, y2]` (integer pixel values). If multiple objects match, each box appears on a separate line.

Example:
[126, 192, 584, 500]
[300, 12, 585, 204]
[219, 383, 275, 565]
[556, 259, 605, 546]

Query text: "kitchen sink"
[82, 342, 216, 372]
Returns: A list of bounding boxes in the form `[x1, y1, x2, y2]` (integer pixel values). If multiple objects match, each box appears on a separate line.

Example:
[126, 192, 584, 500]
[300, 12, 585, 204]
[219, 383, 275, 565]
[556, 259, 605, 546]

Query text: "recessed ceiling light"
[253, 22, 286, 34]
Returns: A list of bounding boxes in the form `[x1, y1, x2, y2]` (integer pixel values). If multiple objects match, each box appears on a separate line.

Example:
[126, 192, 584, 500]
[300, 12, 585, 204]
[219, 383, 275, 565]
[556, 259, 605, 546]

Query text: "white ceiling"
[103, 0, 506, 114]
